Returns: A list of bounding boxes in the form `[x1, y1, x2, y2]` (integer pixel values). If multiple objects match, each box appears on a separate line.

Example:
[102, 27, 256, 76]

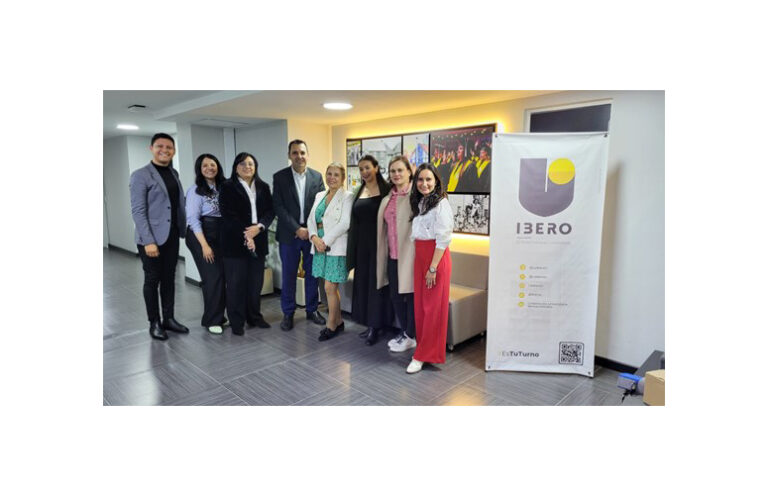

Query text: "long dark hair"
[230, 152, 266, 186]
[410, 163, 447, 221]
[194, 153, 225, 197]
[353, 154, 390, 202]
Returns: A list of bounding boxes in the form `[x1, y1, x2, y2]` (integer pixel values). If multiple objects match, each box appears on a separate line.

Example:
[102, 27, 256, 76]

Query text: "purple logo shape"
[519, 158, 574, 217]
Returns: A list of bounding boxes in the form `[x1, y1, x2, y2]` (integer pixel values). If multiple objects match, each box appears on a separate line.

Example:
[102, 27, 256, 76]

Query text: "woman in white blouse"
[307, 163, 354, 341]
[406, 163, 454, 374]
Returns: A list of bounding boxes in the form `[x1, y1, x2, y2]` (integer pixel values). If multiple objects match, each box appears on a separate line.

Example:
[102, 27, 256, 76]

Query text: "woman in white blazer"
[307, 162, 354, 341]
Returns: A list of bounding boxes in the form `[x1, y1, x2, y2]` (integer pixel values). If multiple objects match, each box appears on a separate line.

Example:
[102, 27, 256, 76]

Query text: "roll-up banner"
[486, 132, 609, 377]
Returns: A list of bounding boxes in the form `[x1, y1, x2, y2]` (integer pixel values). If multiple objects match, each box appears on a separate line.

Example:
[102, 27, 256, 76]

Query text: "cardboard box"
[643, 369, 665, 406]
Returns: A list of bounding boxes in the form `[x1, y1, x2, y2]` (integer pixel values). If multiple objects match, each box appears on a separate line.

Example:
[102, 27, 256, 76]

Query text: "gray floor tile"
[428, 384, 516, 406]
[164, 386, 247, 406]
[294, 384, 384, 406]
[103, 330, 152, 352]
[439, 338, 487, 383]
[103, 247, 640, 407]
[103, 360, 220, 406]
[465, 369, 586, 406]
[224, 360, 339, 406]
[103, 340, 182, 381]
[347, 359, 460, 406]
[171, 337, 293, 382]
[295, 335, 405, 383]
[250, 322, 350, 359]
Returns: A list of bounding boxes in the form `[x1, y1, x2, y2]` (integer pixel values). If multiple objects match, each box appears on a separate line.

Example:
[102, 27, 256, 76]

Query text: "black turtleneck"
[152, 162, 180, 231]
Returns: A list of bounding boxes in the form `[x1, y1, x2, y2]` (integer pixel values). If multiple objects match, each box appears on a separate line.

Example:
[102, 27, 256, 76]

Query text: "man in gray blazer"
[129, 133, 190, 340]
[273, 139, 327, 330]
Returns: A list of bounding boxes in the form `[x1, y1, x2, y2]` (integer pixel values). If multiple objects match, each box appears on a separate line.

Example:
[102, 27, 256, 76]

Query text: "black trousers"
[137, 226, 179, 323]
[223, 255, 265, 332]
[387, 257, 415, 338]
[185, 220, 226, 327]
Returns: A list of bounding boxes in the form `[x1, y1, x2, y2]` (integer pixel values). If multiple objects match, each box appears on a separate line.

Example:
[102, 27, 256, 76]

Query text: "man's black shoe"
[280, 313, 294, 331]
[306, 311, 326, 326]
[162, 318, 190, 333]
[149, 321, 168, 341]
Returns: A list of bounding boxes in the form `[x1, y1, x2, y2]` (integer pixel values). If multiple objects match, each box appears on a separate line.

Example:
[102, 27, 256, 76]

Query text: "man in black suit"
[272, 139, 327, 330]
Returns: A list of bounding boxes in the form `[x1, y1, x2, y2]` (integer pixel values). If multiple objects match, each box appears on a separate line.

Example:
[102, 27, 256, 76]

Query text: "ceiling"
[103, 90, 559, 139]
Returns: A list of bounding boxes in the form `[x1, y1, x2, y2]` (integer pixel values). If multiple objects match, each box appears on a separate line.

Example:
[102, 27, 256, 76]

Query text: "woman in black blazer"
[219, 152, 275, 335]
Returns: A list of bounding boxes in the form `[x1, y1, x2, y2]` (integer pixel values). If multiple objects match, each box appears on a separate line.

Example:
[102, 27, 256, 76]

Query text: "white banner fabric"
[486, 132, 609, 377]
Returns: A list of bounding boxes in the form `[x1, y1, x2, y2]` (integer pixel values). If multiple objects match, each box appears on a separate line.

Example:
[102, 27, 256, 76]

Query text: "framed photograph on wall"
[448, 194, 490, 235]
[347, 166, 361, 191]
[403, 133, 429, 169]
[429, 124, 495, 194]
[361, 136, 402, 181]
[346, 140, 362, 165]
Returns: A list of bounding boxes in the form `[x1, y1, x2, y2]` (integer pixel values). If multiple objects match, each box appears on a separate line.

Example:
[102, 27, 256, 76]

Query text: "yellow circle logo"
[519, 283, 525, 289]
[518, 302, 524, 307]
[519, 293, 525, 298]
[520, 264, 526, 270]
[520, 274, 526, 280]
[548, 158, 575, 185]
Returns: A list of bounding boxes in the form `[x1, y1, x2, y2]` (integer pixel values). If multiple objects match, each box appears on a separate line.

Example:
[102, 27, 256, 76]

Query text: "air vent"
[127, 104, 147, 112]
[194, 118, 251, 128]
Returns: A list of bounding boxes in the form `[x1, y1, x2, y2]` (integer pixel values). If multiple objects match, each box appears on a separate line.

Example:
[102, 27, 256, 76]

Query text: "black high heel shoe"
[319, 322, 345, 342]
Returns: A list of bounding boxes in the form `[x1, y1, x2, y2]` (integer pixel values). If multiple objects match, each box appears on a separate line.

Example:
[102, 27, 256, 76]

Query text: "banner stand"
[485, 132, 609, 377]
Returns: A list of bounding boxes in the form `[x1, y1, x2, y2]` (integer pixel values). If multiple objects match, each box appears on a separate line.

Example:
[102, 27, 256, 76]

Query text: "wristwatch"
[428, 267, 437, 274]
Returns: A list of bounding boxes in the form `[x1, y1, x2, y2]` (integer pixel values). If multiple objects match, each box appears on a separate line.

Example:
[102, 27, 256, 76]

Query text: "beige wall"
[287, 120, 332, 178]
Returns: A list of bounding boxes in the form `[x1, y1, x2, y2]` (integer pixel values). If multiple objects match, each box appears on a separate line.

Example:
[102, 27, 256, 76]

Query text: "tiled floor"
[103, 248, 644, 406]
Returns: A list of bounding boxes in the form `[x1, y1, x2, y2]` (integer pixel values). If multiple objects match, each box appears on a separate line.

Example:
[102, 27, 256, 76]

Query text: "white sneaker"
[207, 325, 223, 335]
[387, 332, 405, 348]
[389, 334, 417, 352]
[406, 359, 423, 374]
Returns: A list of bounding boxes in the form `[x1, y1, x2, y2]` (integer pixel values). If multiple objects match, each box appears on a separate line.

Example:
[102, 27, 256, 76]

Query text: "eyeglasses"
[237, 162, 255, 168]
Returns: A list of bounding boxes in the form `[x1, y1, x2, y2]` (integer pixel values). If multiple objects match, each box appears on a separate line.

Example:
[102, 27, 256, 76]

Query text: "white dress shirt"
[410, 197, 453, 249]
[292, 167, 307, 224]
[238, 177, 259, 224]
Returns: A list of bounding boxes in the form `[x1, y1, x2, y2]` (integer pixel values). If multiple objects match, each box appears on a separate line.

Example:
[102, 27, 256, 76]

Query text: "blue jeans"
[279, 237, 319, 315]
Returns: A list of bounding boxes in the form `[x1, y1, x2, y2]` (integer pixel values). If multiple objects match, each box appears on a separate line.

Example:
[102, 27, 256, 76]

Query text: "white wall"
[287, 120, 332, 175]
[235, 120, 288, 183]
[103, 137, 131, 251]
[103, 134, 182, 254]
[512, 91, 665, 369]
[331, 90, 665, 368]
[103, 136, 153, 253]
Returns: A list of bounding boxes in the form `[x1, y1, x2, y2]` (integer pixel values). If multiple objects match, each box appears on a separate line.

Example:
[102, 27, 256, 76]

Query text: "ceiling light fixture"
[117, 124, 139, 130]
[323, 102, 353, 110]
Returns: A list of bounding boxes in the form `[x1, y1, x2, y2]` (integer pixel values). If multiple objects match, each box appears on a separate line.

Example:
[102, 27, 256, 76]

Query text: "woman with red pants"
[407, 163, 453, 374]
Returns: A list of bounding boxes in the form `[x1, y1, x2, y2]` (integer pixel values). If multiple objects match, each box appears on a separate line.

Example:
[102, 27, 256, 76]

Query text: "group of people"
[130, 134, 454, 374]
[432, 142, 491, 193]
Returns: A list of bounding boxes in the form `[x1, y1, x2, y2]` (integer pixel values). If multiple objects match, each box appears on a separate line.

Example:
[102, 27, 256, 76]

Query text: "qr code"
[559, 342, 584, 365]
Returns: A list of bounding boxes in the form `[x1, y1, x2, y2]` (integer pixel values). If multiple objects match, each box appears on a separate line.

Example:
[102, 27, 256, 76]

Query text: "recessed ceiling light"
[117, 124, 139, 130]
[323, 102, 353, 110]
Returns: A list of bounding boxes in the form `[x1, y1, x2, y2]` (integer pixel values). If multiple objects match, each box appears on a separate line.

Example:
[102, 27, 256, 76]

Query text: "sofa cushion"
[450, 251, 489, 290]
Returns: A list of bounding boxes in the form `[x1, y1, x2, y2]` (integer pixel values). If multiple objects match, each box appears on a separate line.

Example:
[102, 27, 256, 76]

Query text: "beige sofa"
[339, 250, 489, 351]
[446, 251, 489, 350]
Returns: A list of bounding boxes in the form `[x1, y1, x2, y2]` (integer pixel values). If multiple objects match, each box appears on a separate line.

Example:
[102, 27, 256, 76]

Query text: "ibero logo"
[519, 158, 575, 217]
